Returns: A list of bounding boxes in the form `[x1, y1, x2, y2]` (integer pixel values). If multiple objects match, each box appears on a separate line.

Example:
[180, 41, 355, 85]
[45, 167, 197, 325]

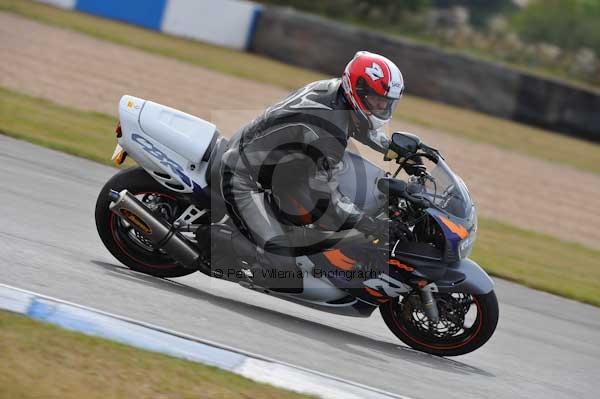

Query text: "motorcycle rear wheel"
[380, 290, 499, 356]
[95, 167, 200, 278]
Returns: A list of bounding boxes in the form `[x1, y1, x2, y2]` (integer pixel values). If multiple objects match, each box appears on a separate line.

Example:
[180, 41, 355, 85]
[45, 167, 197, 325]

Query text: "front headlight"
[459, 232, 476, 259]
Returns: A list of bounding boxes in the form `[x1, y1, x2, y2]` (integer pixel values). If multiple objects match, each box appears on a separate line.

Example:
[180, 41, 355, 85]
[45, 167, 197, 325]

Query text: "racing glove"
[355, 215, 391, 242]
[404, 157, 426, 177]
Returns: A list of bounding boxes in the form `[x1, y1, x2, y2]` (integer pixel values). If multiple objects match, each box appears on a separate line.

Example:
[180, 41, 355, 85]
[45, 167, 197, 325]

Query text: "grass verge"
[2, 0, 600, 174]
[0, 87, 116, 164]
[1, 86, 599, 306]
[0, 310, 316, 399]
[474, 219, 600, 307]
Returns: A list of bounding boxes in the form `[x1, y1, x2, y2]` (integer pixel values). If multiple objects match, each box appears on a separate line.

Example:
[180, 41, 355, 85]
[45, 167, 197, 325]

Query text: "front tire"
[95, 167, 198, 278]
[381, 291, 499, 356]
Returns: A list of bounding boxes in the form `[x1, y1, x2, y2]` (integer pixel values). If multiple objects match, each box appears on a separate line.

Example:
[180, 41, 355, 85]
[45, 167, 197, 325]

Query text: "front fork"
[418, 282, 440, 323]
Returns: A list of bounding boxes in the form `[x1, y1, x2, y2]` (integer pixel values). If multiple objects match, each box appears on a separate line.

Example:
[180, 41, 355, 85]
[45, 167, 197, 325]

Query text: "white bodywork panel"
[293, 256, 348, 302]
[117, 95, 217, 194]
[161, 0, 260, 50]
[35, 0, 76, 9]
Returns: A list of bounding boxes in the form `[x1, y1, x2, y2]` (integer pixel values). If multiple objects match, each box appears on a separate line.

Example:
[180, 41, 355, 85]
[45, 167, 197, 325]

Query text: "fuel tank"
[335, 151, 386, 215]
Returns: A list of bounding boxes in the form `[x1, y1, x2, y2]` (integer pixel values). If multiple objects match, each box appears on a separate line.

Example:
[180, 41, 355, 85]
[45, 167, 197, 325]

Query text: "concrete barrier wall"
[251, 7, 600, 142]
[162, 0, 262, 50]
[76, 0, 168, 30]
[35, 0, 263, 50]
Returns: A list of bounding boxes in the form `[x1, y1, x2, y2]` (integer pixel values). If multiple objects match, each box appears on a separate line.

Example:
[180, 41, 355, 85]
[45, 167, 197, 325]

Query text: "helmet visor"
[362, 93, 399, 120]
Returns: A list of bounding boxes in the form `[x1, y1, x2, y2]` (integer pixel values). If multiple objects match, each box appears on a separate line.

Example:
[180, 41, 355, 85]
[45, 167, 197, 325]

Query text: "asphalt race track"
[1, 135, 599, 399]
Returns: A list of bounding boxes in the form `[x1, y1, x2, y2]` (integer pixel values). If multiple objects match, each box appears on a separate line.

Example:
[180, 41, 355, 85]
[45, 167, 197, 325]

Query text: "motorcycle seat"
[205, 135, 229, 189]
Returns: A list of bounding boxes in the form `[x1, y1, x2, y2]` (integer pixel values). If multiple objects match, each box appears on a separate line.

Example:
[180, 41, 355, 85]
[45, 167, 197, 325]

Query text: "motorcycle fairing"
[117, 95, 216, 194]
[436, 258, 495, 295]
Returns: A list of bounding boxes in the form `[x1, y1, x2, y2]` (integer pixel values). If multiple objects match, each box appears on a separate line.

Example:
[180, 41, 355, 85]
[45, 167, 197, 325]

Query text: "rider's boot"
[248, 237, 303, 294]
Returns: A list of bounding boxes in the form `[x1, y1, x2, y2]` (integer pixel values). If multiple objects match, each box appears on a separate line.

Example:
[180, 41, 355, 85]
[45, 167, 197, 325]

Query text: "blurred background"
[250, 0, 600, 141]
[261, 0, 600, 87]
[1, 1, 599, 398]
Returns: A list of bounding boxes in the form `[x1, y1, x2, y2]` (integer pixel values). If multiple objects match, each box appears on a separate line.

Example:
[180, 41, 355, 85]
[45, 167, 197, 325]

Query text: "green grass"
[2, 0, 600, 174]
[0, 87, 117, 164]
[1, 86, 599, 306]
[473, 219, 600, 307]
[0, 310, 316, 399]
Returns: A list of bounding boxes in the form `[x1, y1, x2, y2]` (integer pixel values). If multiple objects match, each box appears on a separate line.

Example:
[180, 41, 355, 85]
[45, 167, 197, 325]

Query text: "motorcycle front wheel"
[380, 290, 499, 356]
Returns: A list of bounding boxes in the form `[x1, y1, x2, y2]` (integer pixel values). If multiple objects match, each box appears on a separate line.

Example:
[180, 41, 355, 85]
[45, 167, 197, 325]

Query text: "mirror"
[390, 132, 421, 158]
[385, 132, 422, 160]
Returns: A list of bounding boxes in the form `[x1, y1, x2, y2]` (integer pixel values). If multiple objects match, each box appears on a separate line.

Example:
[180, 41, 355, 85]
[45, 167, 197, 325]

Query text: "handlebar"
[377, 177, 432, 209]
[403, 190, 431, 209]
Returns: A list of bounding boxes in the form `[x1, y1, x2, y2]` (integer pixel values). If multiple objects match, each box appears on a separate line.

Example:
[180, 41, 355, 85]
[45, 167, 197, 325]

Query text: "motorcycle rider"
[220, 51, 404, 293]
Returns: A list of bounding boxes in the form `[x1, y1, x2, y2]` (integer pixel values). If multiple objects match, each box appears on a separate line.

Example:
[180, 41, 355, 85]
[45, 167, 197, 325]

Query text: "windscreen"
[410, 157, 473, 219]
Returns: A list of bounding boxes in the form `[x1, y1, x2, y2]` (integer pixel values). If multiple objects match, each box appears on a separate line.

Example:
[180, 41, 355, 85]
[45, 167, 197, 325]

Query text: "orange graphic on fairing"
[365, 287, 384, 297]
[439, 215, 469, 239]
[323, 249, 357, 271]
[388, 259, 414, 272]
[364, 287, 390, 303]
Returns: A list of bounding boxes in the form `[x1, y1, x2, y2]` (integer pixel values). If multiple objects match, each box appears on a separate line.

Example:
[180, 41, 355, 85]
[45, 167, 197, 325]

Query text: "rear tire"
[95, 167, 198, 278]
[380, 291, 499, 356]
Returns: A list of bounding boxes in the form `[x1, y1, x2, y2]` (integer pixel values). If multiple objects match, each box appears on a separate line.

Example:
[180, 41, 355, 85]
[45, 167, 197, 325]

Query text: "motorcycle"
[95, 95, 499, 357]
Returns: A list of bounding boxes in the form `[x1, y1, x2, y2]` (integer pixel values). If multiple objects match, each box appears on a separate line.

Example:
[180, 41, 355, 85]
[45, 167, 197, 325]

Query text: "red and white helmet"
[342, 51, 404, 130]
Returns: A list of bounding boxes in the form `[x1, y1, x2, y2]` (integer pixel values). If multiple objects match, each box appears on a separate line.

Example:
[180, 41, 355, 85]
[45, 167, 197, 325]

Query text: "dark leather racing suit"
[220, 78, 389, 292]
